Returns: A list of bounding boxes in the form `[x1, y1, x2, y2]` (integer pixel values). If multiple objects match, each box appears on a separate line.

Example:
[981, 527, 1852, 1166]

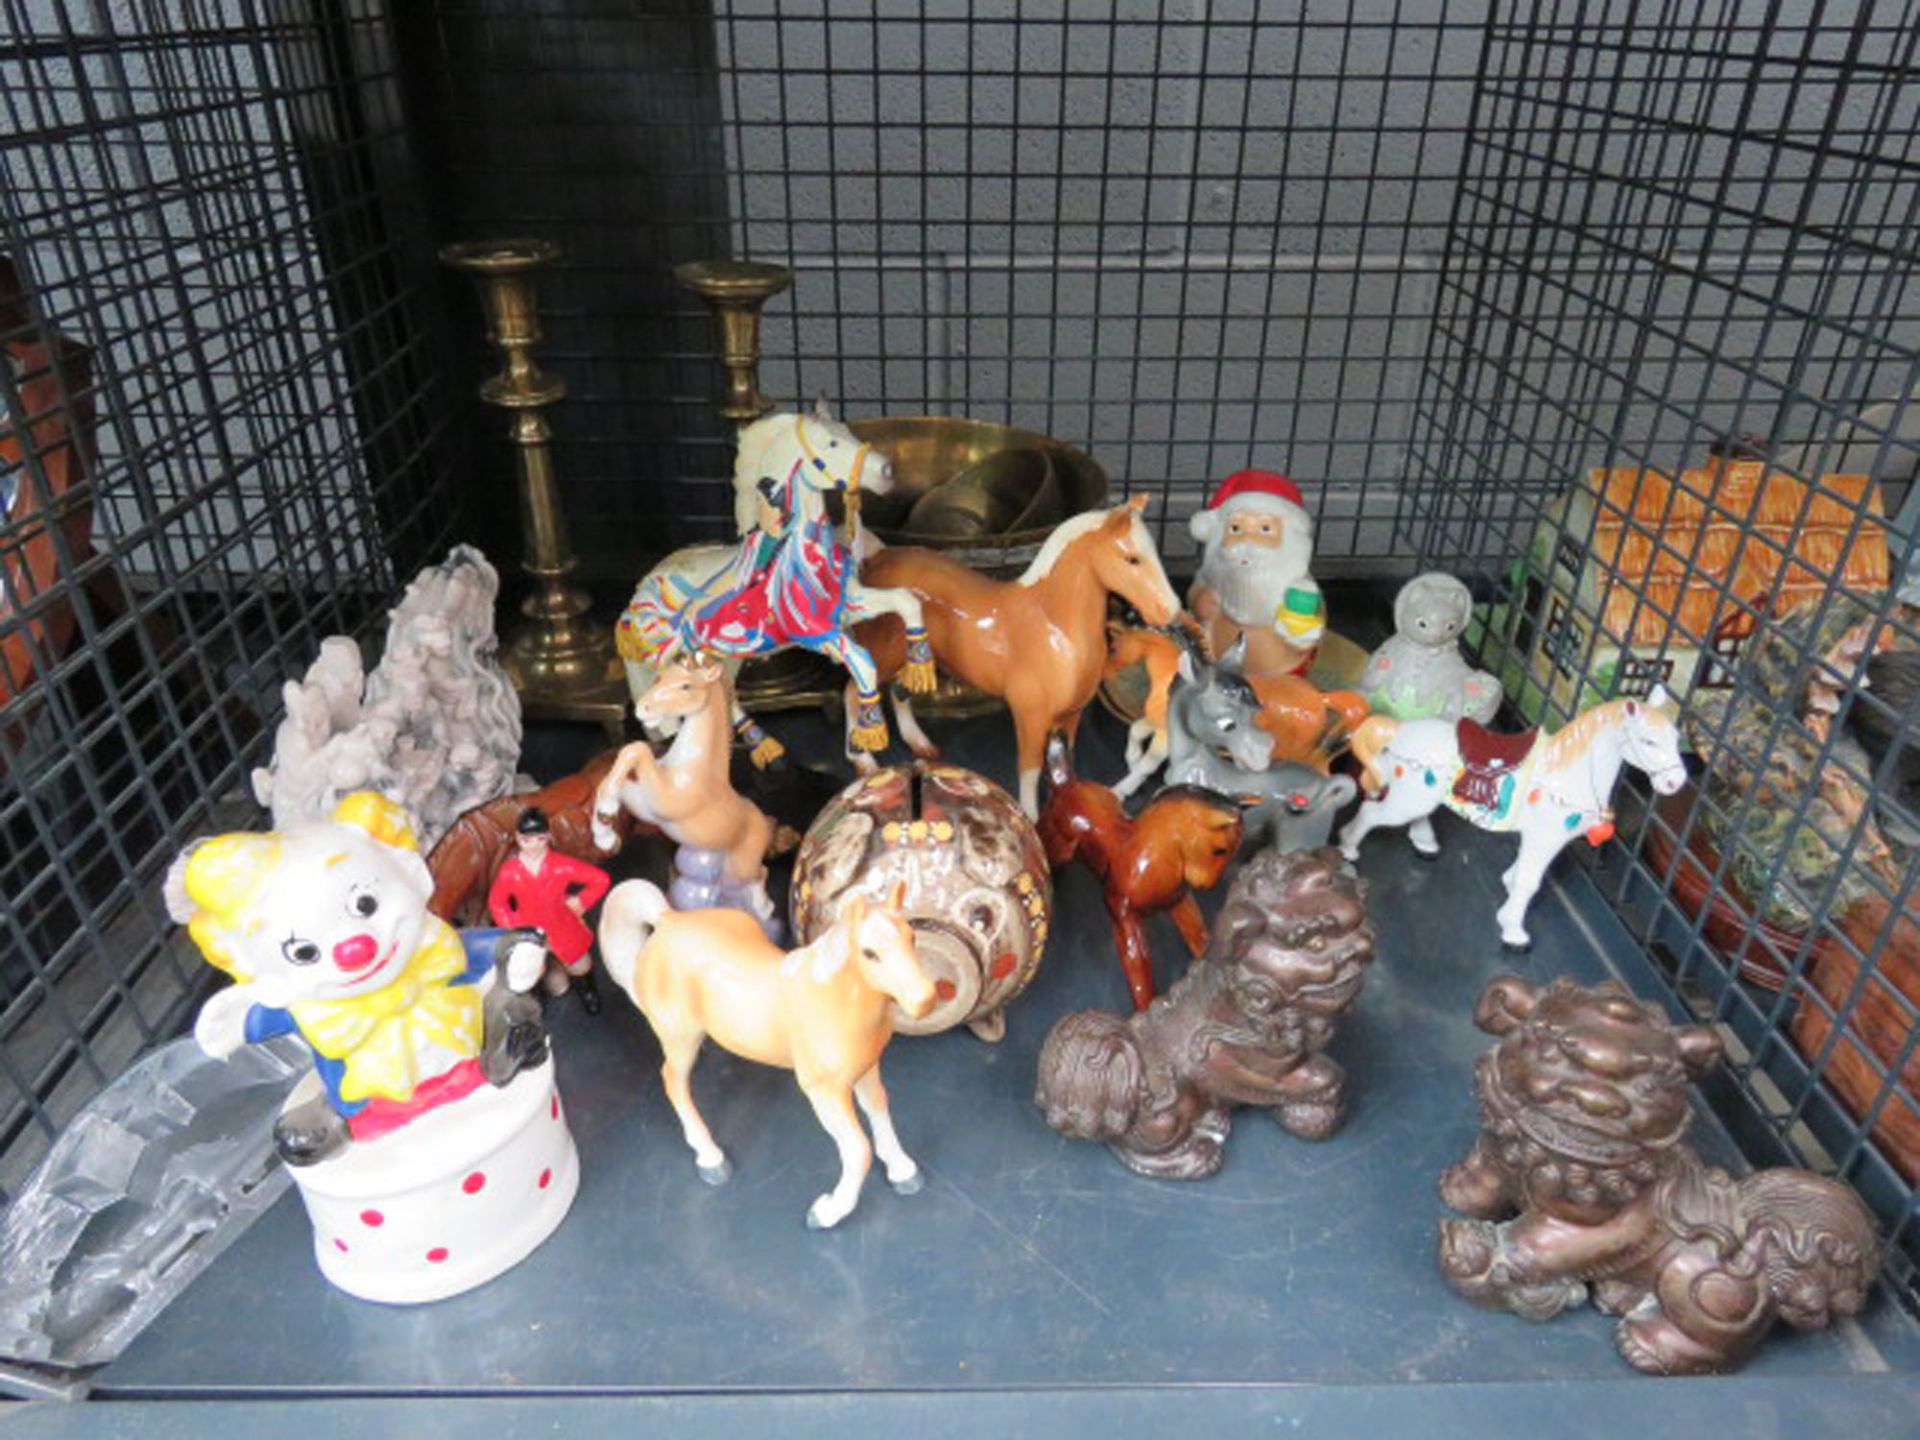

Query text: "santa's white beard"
[1196, 533, 1313, 625]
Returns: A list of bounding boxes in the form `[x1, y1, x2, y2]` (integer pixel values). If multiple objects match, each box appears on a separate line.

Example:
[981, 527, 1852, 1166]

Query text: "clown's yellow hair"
[166, 791, 421, 980]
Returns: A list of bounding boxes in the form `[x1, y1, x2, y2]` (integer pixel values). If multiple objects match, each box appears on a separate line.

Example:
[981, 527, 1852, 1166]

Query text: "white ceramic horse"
[616, 400, 934, 763]
[1338, 688, 1687, 949]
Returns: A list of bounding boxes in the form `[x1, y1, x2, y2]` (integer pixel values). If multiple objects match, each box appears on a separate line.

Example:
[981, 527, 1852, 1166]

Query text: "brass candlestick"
[442, 238, 627, 735]
[674, 259, 793, 423]
[675, 257, 837, 712]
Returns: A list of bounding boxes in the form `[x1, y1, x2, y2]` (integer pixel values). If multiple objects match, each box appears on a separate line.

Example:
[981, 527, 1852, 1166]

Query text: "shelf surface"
[59, 702, 1920, 1425]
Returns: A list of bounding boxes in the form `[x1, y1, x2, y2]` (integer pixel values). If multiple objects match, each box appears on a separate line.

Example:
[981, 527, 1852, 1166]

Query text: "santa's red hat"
[1189, 469, 1309, 546]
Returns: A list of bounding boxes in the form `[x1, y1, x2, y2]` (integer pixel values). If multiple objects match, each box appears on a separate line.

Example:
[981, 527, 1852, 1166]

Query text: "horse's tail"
[598, 879, 670, 997]
[1035, 1009, 1143, 1142]
[1349, 715, 1400, 795]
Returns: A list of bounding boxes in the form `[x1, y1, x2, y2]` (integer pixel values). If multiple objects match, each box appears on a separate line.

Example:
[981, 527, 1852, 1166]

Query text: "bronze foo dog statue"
[1034, 846, 1374, 1179]
[1438, 975, 1880, 1375]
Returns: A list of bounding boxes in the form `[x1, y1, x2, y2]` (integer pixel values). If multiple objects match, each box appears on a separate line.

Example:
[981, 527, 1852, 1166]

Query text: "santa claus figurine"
[1187, 469, 1325, 682]
[487, 806, 612, 1014]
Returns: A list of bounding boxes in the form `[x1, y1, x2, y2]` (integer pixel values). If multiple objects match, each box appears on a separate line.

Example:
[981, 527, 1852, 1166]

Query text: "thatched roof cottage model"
[1484, 452, 1891, 723]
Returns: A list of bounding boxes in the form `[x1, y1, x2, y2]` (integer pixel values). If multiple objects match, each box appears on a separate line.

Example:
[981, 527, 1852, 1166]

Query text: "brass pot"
[852, 416, 1108, 577]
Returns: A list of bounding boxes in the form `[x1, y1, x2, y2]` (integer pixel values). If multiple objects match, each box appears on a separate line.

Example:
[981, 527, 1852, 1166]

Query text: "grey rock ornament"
[251, 546, 522, 847]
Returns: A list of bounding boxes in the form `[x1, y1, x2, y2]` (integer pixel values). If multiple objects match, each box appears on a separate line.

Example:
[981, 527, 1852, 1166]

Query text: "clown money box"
[165, 791, 579, 1304]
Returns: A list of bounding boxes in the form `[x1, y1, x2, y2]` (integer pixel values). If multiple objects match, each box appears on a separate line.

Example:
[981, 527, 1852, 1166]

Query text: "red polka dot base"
[290, 1059, 579, 1305]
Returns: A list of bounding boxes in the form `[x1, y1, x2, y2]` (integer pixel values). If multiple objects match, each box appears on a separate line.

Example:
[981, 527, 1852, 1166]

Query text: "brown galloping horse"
[853, 496, 1184, 818]
[1037, 735, 1243, 1011]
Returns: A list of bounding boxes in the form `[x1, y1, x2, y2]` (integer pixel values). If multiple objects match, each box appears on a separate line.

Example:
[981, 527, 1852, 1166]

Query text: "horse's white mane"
[1542, 694, 1677, 767]
[731, 412, 796, 535]
[1018, 506, 1118, 586]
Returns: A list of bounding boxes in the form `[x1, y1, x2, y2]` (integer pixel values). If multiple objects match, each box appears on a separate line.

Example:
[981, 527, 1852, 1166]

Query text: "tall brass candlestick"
[442, 238, 627, 734]
[673, 259, 793, 423]
[675, 257, 838, 712]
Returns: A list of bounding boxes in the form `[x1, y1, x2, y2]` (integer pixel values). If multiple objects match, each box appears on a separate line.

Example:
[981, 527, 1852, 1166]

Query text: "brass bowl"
[851, 416, 1108, 577]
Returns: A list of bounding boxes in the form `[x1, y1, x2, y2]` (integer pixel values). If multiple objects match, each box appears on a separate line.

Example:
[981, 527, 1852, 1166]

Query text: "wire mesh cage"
[1408, 0, 1920, 1310]
[2, 0, 1920, 1351]
[0, 1, 458, 1199]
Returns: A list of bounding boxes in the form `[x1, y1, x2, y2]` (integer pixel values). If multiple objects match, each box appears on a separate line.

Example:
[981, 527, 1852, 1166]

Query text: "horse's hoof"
[696, 1157, 733, 1187]
[967, 1010, 1007, 1044]
[1411, 847, 1439, 863]
[805, 1199, 847, 1230]
[1500, 937, 1532, 954]
[888, 1168, 924, 1197]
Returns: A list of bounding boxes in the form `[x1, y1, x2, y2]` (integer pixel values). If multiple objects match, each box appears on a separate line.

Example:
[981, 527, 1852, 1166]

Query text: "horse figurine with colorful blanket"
[616, 400, 937, 763]
[1338, 689, 1687, 950]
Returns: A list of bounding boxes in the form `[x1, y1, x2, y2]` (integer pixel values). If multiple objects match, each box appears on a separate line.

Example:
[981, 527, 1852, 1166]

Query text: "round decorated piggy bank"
[789, 762, 1050, 1042]
[165, 791, 579, 1303]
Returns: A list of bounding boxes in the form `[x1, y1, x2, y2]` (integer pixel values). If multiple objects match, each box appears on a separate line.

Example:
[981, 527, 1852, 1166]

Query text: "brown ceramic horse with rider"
[854, 496, 1185, 817]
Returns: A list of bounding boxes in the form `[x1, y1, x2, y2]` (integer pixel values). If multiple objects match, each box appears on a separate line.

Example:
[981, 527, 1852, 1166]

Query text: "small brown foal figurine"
[599, 878, 936, 1229]
[1037, 734, 1243, 1010]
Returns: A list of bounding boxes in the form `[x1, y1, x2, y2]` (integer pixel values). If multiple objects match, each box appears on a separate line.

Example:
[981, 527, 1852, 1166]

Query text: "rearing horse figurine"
[591, 657, 780, 935]
[853, 496, 1185, 817]
[617, 400, 938, 763]
[1338, 687, 1687, 949]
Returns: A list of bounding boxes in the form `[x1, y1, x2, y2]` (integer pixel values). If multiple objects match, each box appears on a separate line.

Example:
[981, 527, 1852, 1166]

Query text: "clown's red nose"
[333, 934, 379, 972]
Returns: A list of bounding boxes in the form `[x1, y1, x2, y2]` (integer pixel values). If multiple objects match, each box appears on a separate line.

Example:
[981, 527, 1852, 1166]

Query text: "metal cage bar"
[1408, 0, 1920, 1312]
[0, 0, 458, 1200]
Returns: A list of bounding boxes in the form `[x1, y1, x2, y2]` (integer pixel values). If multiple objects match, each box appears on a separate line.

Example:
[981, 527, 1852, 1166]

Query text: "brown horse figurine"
[427, 751, 644, 925]
[591, 657, 780, 930]
[598, 878, 937, 1229]
[1037, 734, 1243, 1011]
[854, 496, 1184, 818]
[1251, 672, 1372, 774]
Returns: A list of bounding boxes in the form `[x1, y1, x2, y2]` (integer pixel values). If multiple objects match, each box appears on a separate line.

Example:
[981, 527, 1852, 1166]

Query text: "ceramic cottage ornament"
[166, 792, 578, 1303]
[591, 656, 782, 937]
[617, 402, 936, 764]
[1340, 689, 1687, 949]
[598, 879, 936, 1229]
[1361, 572, 1502, 723]
[1188, 469, 1324, 682]
[852, 496, 1185, 818]
[789, 761, 1051, 1043]
[1036, 847, 1376, 1178]
[1439, 975, 1879, 1375]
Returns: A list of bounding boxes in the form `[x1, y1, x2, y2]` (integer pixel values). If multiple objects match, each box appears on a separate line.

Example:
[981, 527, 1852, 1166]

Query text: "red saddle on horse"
[1451, 719, 1538, 811]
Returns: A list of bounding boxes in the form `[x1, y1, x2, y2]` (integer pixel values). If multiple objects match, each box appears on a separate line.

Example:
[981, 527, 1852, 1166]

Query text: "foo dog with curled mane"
[1034, 847, 1374, 1179]
[1439, 975, 1880, 1375]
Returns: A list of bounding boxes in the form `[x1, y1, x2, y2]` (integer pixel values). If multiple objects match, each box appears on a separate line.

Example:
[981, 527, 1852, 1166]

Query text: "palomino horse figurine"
[1339, 687, 1687, 949]
[598, 879, 937, 1230]
[616, 400, 938, 764]
[1038, 735, 1243, 1010]
[853, 496, 1185, 818]
[591, 657, 780, 936]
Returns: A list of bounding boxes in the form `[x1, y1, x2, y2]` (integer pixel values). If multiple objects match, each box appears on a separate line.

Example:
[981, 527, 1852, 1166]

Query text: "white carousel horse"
[615, 400, 936, 764]
[1338, 687, 1687, 950]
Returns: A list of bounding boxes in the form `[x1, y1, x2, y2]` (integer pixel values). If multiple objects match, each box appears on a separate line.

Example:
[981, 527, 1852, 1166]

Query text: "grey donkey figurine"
[1361, 572, 1502, 724]
[1163, 635, 1357, 848]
